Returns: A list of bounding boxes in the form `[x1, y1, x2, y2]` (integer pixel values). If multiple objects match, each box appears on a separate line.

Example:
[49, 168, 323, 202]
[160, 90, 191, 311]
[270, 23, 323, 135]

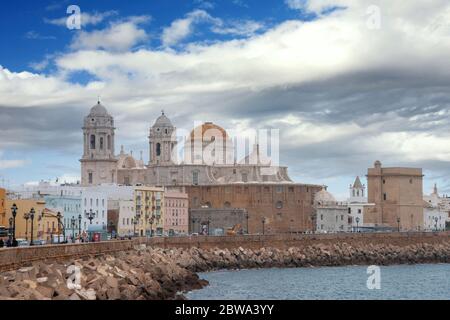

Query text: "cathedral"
[81, 101, 322, 233]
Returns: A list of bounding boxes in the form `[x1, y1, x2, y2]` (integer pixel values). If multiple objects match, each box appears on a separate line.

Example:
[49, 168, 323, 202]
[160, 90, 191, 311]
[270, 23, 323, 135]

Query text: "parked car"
[16, 239, 29, 247]
[32, 239, 47, 246]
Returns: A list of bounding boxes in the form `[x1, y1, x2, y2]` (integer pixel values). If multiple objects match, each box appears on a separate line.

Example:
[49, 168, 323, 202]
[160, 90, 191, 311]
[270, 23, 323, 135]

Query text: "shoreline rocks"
[0, 241, 449, 300]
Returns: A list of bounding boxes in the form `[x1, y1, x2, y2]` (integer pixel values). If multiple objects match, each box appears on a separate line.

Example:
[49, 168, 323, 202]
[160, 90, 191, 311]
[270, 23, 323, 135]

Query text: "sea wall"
[0, 236, 449, 300]
[1, 232, 449, 272]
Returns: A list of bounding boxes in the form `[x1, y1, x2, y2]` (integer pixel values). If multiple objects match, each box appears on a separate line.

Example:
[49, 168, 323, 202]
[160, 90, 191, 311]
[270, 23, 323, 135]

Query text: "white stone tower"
[349, 176, 366, 203]
[148, 111, 177, 165]
[80, 101, 118, 185]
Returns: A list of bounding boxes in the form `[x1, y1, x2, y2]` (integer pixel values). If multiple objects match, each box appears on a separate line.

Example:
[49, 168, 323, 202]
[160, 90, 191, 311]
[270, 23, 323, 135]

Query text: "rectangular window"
[88, 173, 93, 184]
[383, 193, 387, 201]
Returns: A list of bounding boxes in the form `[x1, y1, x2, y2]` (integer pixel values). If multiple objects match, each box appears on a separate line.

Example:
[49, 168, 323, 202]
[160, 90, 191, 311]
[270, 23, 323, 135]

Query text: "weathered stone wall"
[0, 232, 449, 272]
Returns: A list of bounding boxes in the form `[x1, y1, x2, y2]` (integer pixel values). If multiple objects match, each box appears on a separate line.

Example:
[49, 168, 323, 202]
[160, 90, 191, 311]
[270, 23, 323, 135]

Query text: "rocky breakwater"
[165, 241, 450, 272]
[0, 245, 207, 300]
[0, 240, 449, 300]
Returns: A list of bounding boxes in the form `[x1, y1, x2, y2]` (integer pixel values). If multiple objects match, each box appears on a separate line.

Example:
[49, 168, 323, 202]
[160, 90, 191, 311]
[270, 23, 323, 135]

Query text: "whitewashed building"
[314, 187, 349, 233]
[423, 184, 448, 231]
[110, 199, 135, 237]
[347, 177, 375, 232]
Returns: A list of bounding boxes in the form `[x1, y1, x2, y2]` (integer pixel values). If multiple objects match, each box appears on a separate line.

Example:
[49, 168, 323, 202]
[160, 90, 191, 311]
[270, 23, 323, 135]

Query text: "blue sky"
[1, 0, 450, 199]
[0, 0, 310, 72]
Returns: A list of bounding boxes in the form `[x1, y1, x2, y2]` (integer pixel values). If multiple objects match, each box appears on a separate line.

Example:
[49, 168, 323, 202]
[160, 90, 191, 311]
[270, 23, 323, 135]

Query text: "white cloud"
[161, 10, 264, 47]
[25, 31, 56, 40]
[0, 151, 29, 170]
[71, 19, 150, 52]
[162, 10, 219, 47]
[285, 0, 307, 10]
[45, 11, 118, 27]
[211, 20, 264, 36]
[3, 0, 450, 190]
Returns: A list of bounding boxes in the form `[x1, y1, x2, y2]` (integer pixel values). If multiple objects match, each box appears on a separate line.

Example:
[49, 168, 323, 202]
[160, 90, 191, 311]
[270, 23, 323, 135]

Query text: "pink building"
[164, 188, 189, 235]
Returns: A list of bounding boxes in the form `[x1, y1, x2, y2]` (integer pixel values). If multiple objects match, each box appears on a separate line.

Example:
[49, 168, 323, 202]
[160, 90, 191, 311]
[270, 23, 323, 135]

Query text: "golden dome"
[189, 122, 229, 141]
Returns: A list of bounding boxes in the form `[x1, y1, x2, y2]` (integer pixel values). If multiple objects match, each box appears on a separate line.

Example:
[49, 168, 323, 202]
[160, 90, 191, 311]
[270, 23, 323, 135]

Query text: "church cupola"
[149, 111, 177, 165]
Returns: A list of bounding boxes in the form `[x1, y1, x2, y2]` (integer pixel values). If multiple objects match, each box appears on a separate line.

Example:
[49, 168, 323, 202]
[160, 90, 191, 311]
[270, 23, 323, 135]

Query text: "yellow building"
[4, 199, 53, 242]
[134, 187, 165, 237]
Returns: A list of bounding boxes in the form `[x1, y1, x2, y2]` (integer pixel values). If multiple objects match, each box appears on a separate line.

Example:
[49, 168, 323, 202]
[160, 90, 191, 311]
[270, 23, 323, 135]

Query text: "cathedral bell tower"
[349, 176, 366, 203]
[80, 101, 118, 185]
[149, 111, 177, 165]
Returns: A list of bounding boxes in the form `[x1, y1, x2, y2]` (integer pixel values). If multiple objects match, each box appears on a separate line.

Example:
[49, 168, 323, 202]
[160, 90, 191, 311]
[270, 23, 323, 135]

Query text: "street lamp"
[29, 208, 35, 246]
[71, 217, 76, 243]
[133, 216, 139, 237]
[245, 213, 249, 235]
[434, 216, 439, 231]
[262, 217, 266, 235]
[108, 221, 115, 239]
[85, 209, 95, 224]
[207, 217, 211, 236]
[356, 217, 360, 233]
[8, 217, 13, 247]
[23, 213, 30, 241]
[78, 214, 82, 237]
[11, 203, 17, 246]
[397, 217, 401, 233]
[56, 212, 66, 243]
[149, 216, 155, 237]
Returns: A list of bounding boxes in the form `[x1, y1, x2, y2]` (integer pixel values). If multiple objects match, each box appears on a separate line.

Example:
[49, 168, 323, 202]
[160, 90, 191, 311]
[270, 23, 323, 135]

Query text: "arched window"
[224, 201, 231, 208]
[107, 135, 111, 150]
[192, 171, 199, 185]
[156, 143, 161, 156]
[100, 137, 104, 150]
[90, 135, 96, 149]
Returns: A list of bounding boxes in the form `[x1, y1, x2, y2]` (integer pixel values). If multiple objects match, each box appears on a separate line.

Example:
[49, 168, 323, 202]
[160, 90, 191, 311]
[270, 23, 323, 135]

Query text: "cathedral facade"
[80, 102, 322, 233]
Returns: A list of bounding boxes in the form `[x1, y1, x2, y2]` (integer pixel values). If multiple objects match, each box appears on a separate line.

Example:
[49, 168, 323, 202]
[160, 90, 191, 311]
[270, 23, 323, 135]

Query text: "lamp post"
[78, 214, 82, 238]
[207, 217, 211, 236]
[71, 217, 76, 243]
[56, 212, 66, 243]
[11, 203, 17, 246]
[356, 217, 360, 233]
[191, 218, 196, 235]
[56, 212, 61, 243]
[108, 221, 115, 239]
[133, 216, 139, 237]
[245, 213, 249, 235]
[262, 217, 266, 235]
[8, 217, 13, 247]
[149, 216, 154, 237]
[397, 217, 401, 233]
[434, 216, 439, 231]
[23, 213, 30, 241]
[85, 209, 95, 225]
[29, 208, 35, 246]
